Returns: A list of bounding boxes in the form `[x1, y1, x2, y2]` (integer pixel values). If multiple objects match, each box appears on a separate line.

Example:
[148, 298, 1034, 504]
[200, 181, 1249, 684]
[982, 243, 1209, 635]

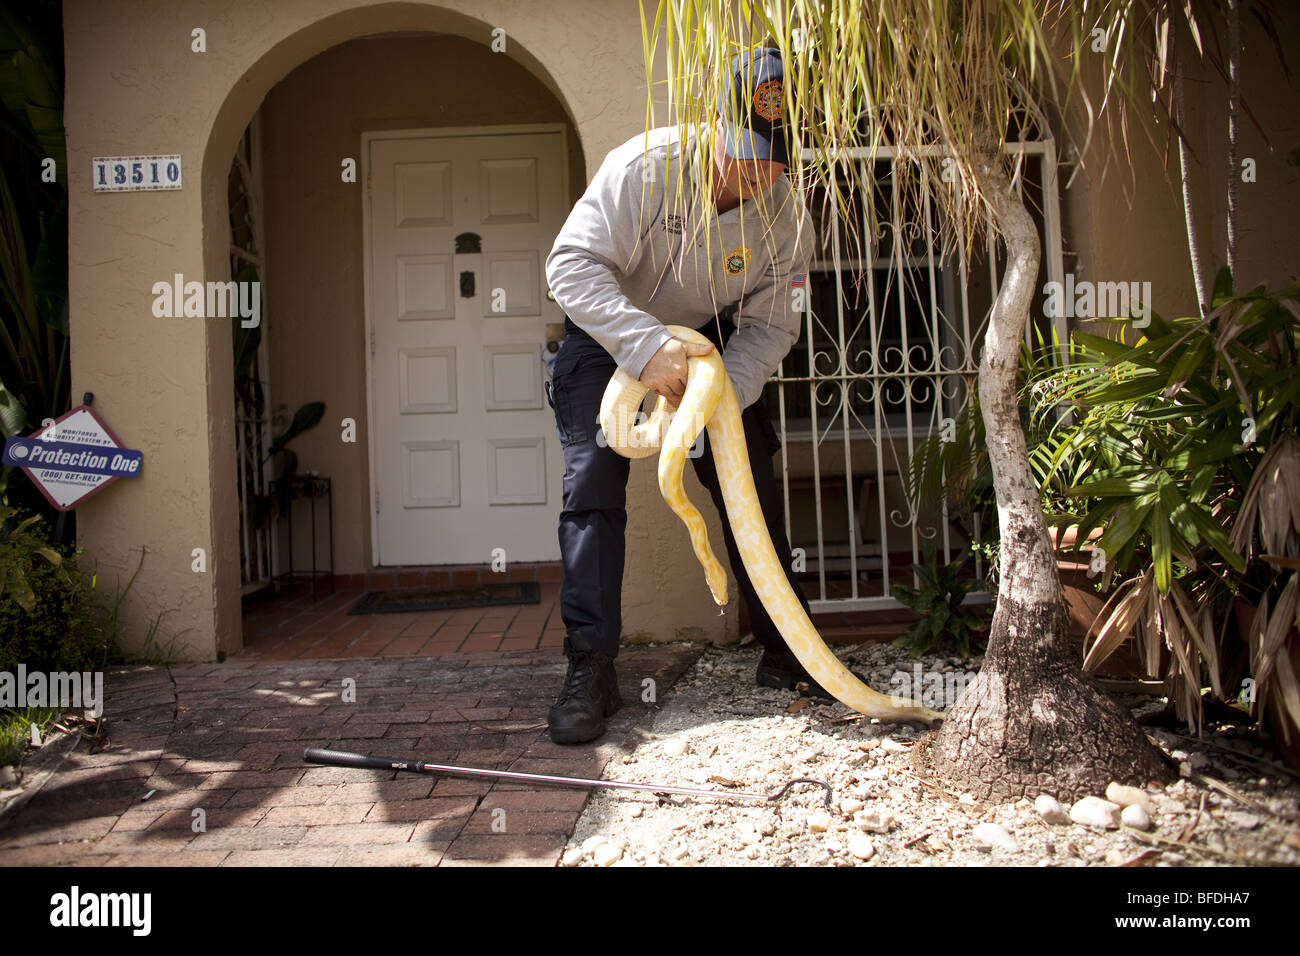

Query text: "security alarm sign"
[1, 405, 143, 511]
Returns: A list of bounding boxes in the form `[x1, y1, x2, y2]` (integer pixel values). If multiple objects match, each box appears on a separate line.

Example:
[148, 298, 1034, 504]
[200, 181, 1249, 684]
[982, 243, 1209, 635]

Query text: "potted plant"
[1029, 271, 1300, 760]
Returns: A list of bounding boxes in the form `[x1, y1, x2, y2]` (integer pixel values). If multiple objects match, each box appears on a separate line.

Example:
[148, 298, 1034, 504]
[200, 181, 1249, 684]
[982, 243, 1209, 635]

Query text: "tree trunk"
[1226, 0, 1240, 281]
[925, 146, 1175, 803]
[1174, 27, 1211, 317]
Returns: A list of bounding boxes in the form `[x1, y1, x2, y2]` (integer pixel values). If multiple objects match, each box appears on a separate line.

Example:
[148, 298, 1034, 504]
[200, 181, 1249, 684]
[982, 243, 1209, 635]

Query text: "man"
[543, 47, 818, 744]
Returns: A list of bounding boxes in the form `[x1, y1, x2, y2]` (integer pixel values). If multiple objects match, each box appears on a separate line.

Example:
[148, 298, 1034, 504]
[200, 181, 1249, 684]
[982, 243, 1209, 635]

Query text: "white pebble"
[1121, 804, 1151, 830]
[581, 835, 606, 856]
[1225, 811, 1261, 830]
[840, 798, 866, 815]
[593, 844, 624, 867]
[663, 738, 689, 757]
[1035, 794, 1070, 825]
[878, 738, 908, 754]
[855, 809, 896, 833]
[561, 847, 585, 867]
[849, 834, 876, 860]
[1105, 782, 1154, 813]
[1070, 796, 1122, 829]
[972, 822, 1021, 852]
[807, 810, 832, 832]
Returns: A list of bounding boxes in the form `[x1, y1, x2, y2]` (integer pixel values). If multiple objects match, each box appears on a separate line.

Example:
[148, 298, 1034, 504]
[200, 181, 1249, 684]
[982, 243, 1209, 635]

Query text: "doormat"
[347, 581, 540, 615]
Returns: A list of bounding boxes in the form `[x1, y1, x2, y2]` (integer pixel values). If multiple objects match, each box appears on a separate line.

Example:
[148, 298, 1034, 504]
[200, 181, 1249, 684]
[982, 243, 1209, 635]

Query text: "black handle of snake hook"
[304, 747, 425, 774]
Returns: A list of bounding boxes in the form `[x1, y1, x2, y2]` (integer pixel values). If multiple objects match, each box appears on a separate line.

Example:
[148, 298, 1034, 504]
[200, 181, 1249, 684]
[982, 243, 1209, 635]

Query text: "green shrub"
[0, 707, 60, 768]
[1026, 273, 1300, 734]
[891, 543, 988, 658]
[0, 509, 117, 673]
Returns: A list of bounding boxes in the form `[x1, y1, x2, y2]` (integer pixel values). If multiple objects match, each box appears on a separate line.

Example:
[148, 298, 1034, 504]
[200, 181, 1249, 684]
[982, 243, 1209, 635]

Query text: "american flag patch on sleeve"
[790, 273, 806, 288]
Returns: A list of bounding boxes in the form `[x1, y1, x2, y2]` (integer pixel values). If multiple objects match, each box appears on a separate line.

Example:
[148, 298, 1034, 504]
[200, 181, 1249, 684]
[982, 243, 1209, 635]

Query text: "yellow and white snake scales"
[597, 325, 942, 723]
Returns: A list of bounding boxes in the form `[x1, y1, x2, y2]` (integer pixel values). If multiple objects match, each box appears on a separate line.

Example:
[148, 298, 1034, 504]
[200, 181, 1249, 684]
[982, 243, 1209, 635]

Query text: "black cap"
[716, 47, 790, 165]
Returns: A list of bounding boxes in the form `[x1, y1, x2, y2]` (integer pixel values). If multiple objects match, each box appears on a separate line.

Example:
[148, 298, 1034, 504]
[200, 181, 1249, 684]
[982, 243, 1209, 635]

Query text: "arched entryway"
[206, 14, 589, 658]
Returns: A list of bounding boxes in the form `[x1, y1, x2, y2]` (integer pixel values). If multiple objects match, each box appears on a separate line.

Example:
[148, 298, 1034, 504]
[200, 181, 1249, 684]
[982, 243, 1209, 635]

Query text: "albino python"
[599, 324, 943, 724]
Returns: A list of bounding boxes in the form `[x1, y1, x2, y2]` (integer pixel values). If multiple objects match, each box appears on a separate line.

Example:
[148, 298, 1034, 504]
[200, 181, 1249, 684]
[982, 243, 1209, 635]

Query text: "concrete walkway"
[0, 644, 701, 866]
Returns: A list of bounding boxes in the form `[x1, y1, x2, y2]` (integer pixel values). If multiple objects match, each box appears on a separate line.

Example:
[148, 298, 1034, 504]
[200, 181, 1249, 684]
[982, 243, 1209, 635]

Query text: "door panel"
[369, 129, 567, 565]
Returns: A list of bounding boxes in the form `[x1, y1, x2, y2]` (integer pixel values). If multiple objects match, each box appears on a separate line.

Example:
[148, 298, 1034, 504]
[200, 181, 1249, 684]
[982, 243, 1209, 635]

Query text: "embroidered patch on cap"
[752, 80, 783, 122]
[725, 246, 752, 275]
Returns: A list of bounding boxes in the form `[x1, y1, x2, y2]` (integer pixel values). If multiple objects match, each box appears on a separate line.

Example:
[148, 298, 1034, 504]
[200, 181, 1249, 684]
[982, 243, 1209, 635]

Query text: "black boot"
[755, 646, 833, 700]
[548, 633, 622, 744]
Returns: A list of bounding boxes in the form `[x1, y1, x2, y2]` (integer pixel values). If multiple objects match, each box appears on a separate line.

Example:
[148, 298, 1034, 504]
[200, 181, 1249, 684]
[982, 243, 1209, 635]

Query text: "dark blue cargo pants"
[546, 315, 811, 658]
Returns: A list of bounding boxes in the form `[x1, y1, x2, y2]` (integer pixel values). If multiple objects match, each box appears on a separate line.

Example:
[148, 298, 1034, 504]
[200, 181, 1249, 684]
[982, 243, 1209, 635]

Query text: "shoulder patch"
[725, 246, 751, 276]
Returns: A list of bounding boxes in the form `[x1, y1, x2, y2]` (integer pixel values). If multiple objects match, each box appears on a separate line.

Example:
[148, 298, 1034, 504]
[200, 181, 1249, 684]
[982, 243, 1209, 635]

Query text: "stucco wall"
[1060, 13, 1300, 319]
[64, 0, 735, 660]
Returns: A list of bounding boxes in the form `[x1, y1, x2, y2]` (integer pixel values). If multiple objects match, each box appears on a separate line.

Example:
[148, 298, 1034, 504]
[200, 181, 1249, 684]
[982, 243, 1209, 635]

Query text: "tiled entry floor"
[241, 582, 566, 661]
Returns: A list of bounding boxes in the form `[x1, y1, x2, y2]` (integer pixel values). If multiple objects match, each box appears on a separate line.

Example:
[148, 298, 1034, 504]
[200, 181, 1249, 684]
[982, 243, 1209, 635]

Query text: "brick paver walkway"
[0, 644, 700, 867]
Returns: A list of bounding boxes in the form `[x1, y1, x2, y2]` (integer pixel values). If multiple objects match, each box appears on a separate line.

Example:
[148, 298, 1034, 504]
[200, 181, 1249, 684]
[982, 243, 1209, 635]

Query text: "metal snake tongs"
[304, 748, 833, 808]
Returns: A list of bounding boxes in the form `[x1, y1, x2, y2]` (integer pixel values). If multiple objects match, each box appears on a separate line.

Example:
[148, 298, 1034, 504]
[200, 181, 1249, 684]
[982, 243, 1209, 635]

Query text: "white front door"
[367, 127, 567, 565]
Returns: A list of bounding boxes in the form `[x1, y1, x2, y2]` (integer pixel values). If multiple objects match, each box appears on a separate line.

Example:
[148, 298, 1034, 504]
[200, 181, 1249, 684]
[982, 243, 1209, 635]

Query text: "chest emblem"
[724, 246, 751, 276]
[664, 214, 686, 234]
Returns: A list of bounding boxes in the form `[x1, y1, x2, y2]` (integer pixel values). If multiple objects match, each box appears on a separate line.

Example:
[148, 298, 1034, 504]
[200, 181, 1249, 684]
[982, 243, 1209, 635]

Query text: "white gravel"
[562, 640, 1300, 867]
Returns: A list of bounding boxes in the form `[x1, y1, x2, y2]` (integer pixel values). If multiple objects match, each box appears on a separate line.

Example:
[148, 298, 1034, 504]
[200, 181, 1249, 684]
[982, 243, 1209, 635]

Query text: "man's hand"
[639, 337, 716, 408]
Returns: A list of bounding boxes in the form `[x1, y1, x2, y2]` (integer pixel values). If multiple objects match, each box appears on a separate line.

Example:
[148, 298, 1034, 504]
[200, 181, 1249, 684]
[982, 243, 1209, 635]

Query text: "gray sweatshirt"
[545, 125, 814, 410]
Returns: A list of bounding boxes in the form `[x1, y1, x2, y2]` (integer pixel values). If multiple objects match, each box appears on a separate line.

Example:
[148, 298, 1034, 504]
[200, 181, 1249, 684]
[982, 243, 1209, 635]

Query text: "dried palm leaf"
[1254, 573, 1299, 700]
[1169, 578, 1222, 700]
[1160, 586, 1204, 733]
[1231, 433, 1300, 558]
[1082, 570, 1149, 671]
[1270, 648, 1300, 748]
